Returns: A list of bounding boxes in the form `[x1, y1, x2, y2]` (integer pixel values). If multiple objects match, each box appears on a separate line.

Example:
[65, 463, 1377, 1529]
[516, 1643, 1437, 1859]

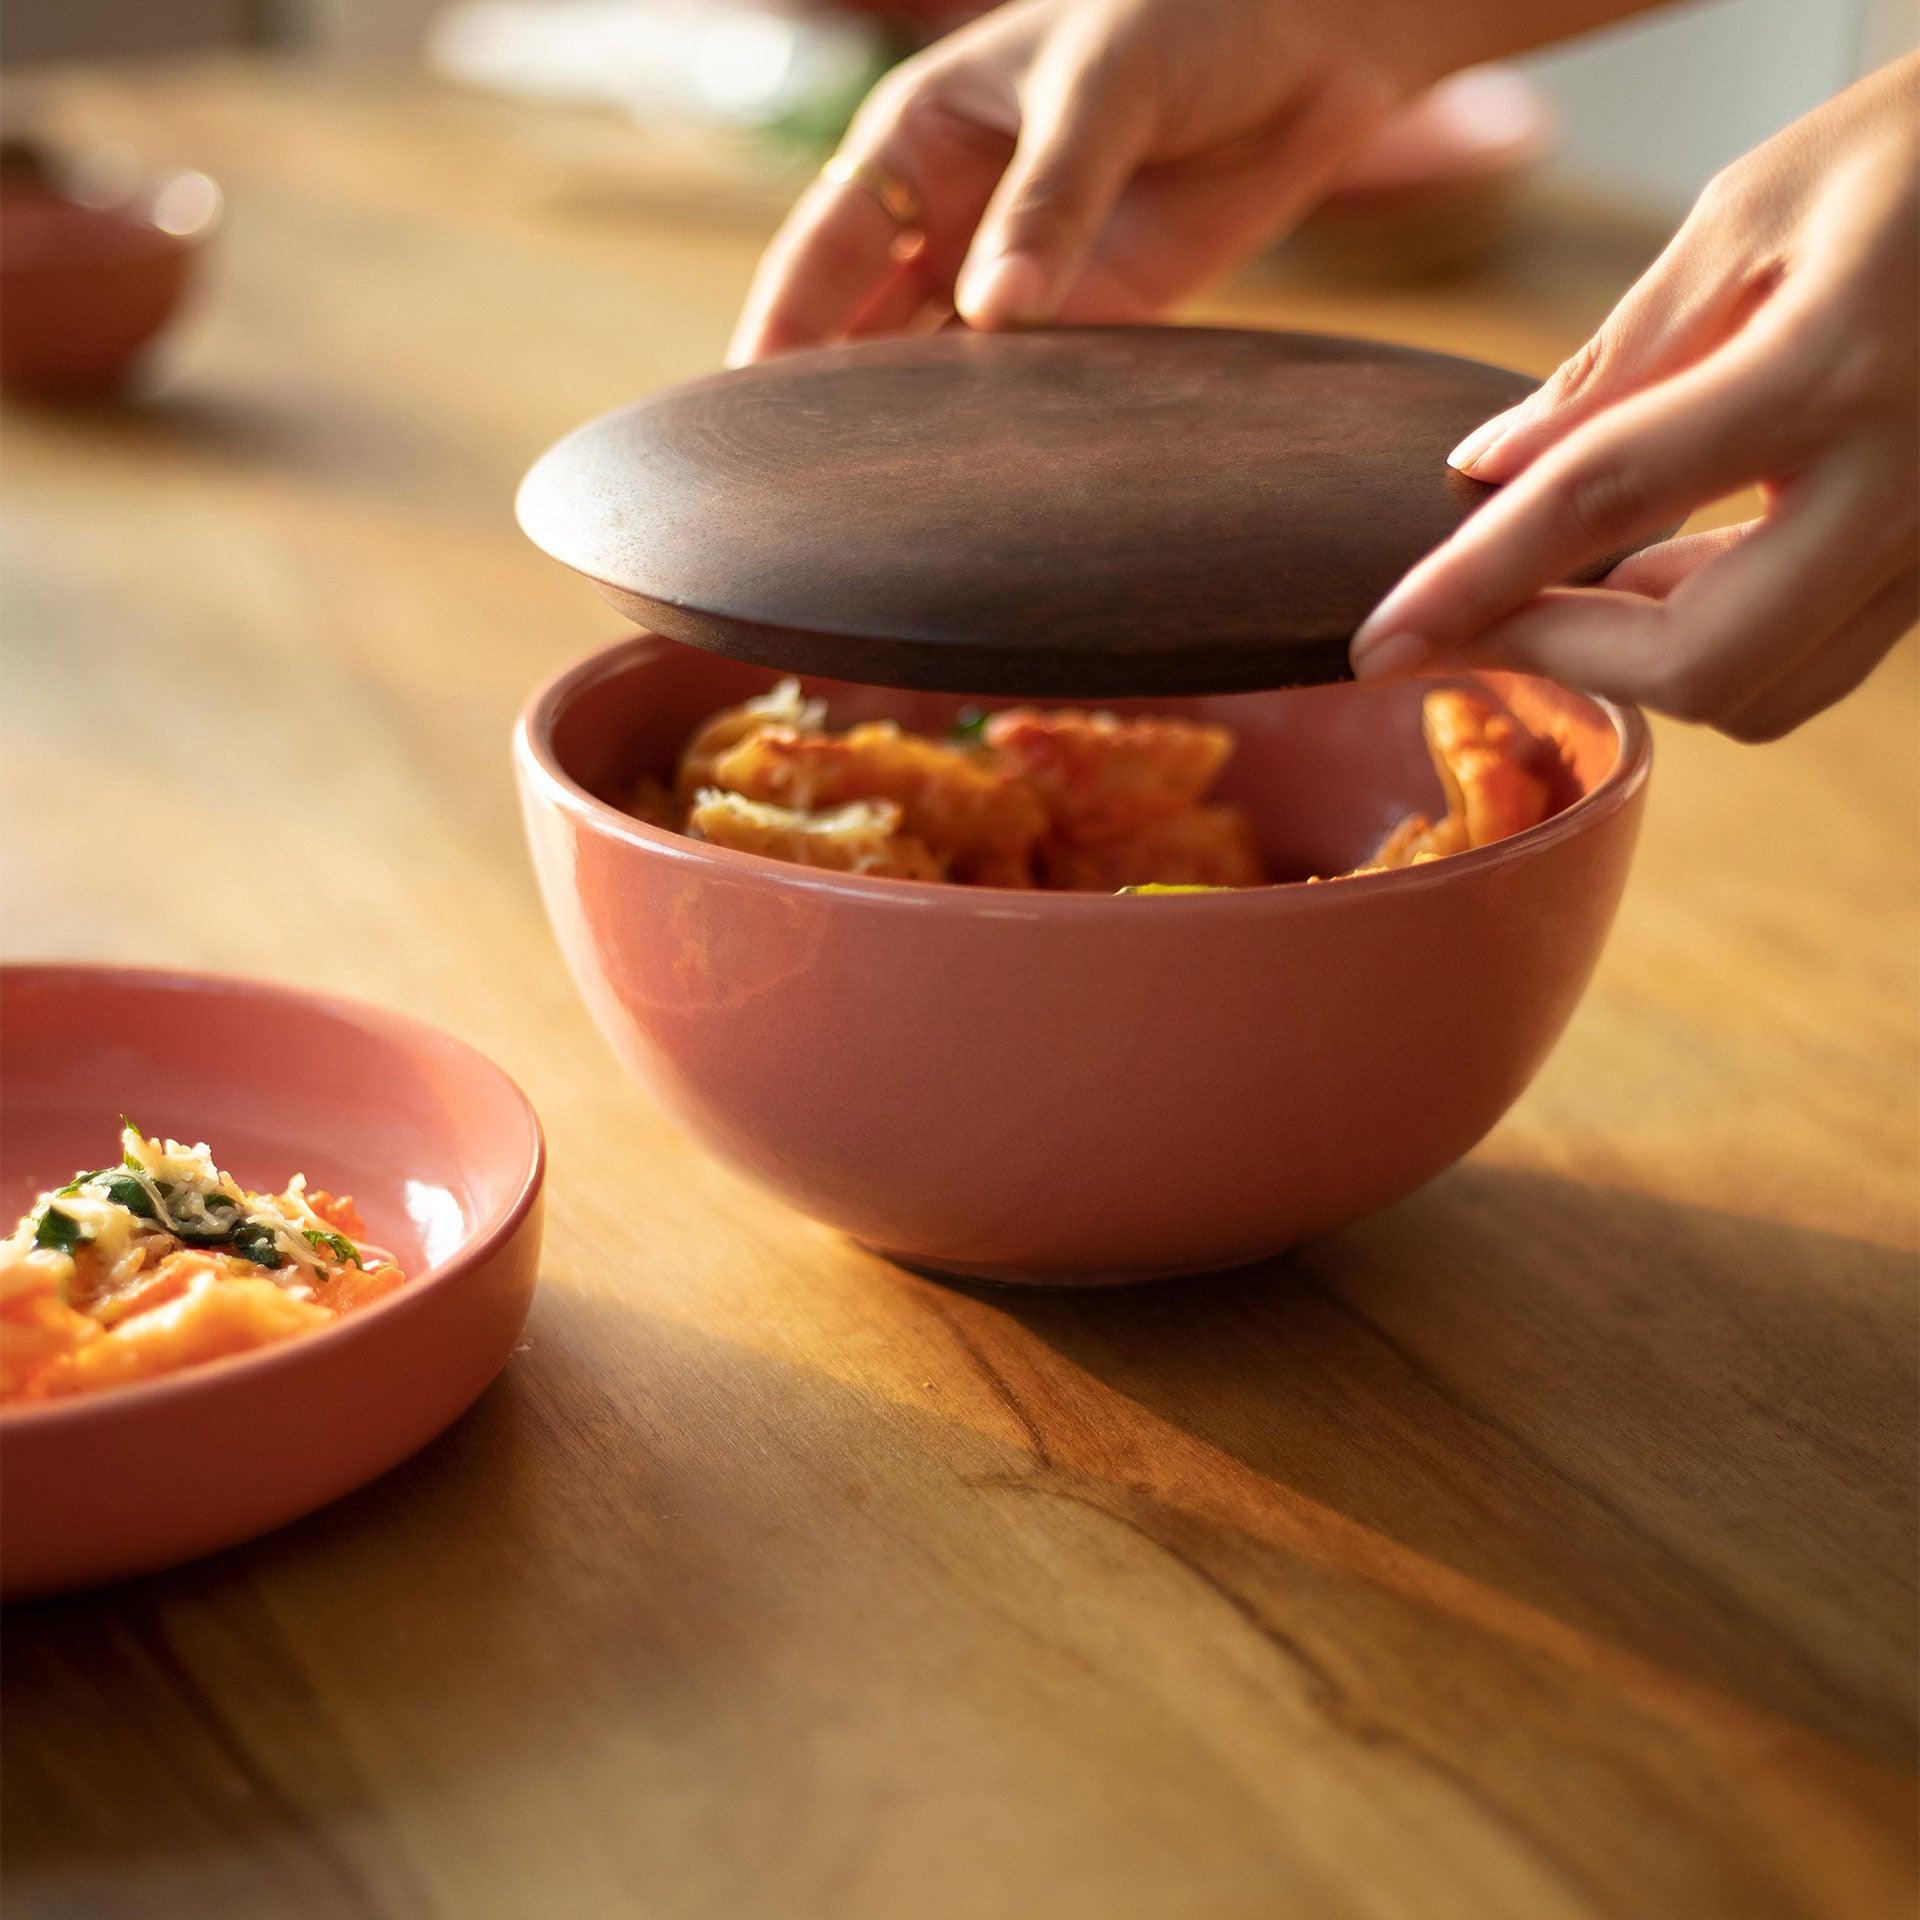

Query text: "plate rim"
[0, 960, 546, 1431]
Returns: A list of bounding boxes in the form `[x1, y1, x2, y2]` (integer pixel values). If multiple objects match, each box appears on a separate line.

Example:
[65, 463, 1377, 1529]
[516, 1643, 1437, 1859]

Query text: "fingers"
[734, 6, 1154, 358]
[1350, 331, 1813, 677]
[1597, 520, 1757, 599]
[728, 167, 930, 366]
[1053, 67, 1391, 322]
[1714, 566, 1917, 740]
[956, 33, 1150, 328]
[842, 252, 945, 341]
[728, 41, 1019, 366]
[1415, 466, 1911, 736]
[1449, 182, 1780, 483]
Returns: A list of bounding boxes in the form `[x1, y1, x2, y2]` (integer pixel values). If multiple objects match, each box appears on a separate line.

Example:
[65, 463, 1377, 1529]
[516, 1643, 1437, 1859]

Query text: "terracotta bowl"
[0, 164, 220, 397]
[0, 965, 545, 1598]
[516, 636, 1649, 1287]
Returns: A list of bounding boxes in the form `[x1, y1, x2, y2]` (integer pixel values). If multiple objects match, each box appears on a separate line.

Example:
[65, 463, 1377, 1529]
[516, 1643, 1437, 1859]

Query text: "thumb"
[956, 49, 1148, 329]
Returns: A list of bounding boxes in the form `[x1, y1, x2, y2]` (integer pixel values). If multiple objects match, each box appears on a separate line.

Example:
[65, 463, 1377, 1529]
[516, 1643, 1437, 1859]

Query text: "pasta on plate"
[1, 1123, 405, 1404]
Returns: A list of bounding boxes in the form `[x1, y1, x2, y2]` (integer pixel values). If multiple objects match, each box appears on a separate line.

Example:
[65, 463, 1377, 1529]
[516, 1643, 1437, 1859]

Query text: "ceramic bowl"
[0, 965, 544, 1597]
[0, 161, 220, 396]
[517, 636, 1648, 1287]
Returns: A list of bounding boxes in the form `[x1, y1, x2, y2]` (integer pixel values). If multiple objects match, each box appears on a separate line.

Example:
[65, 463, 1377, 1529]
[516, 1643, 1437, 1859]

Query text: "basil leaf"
[228, 1221, 286, 1270]
[172, 1223, 230, 1247]
[34, 1206, 85, 1255]
[100, 1174, 159, 1220]
[304, 1229, 361, 1268]
[56, 1167, 110, 1198]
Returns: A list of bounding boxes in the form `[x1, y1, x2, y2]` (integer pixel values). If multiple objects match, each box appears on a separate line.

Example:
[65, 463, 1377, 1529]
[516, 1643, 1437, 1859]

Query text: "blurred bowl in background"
[0, 146, 221, 398]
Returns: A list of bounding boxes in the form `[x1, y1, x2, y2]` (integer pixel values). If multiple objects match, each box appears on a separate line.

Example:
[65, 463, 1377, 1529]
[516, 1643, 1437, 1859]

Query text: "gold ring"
[821, 153, 924, 233]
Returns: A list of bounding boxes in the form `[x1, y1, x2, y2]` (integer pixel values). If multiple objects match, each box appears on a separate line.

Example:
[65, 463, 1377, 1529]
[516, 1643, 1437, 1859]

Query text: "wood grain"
[516, 328, 1538, 695]
[2, 57, 1915, 1920]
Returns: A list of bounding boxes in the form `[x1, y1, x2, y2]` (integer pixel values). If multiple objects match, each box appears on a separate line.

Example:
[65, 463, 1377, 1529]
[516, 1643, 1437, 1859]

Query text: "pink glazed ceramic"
[0, 165, 220, 397]
[0, 966, 544, 1597]
[517, 637, 1648, 1286]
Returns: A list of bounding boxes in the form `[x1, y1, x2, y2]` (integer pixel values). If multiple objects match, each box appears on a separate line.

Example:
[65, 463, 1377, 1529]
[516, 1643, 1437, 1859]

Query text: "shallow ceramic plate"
[0, 964, 545, 1597]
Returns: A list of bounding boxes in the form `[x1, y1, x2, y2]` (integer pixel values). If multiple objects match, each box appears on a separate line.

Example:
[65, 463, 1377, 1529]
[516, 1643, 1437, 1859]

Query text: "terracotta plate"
[518, 327, 1550, 696]
[0, 965, 545, 1597]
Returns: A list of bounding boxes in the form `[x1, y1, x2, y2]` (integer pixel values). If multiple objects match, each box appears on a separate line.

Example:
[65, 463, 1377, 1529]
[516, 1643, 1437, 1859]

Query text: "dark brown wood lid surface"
[517, 327, 1541, 696]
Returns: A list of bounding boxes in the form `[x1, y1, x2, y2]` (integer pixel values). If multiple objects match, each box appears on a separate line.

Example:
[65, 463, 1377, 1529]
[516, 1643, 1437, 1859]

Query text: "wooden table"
[3, 59, 1915, 1920]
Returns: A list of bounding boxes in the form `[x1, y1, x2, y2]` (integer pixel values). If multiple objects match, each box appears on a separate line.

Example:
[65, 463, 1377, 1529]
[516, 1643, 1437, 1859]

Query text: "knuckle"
[1543, 333, 1609, 407]
[1691, 161, 1750, 226]
[1000, 155, 1095, 237]
[1552, 456, 1653, 549]
[851, 55, 941, 139]
[1743, 298, 1913, 433]
[1649, 658, 1733, 726]
[1758, 304, 1874, 414]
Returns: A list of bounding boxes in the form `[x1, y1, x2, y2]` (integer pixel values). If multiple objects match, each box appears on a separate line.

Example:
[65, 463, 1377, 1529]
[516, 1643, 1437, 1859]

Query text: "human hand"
[1351, 54, 1920, 741]
[728, 0, 1429, 365]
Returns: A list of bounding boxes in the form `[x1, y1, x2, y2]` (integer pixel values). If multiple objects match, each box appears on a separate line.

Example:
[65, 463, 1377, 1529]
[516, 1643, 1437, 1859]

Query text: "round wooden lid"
[517, 327, 1539, 697]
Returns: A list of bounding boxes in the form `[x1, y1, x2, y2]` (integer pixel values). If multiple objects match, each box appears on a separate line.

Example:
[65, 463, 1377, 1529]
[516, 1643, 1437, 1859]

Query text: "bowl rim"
[515, 631, 1652, 915]
[0, 961, 545, 1431]
[0, 163, 224, 273]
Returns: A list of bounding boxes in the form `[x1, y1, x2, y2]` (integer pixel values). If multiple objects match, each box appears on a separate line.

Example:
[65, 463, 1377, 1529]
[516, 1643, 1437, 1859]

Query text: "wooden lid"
[517, 327, 1539, 697]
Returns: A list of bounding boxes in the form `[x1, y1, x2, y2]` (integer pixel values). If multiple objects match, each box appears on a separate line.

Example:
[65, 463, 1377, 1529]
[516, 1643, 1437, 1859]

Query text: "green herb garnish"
[228, 1220, 286, 1270]
[99, 1173, 159, 1220]
[947, 707, 990, 746]
[304, 1229, 361, 1268]
[34, 1206, 86, 1255]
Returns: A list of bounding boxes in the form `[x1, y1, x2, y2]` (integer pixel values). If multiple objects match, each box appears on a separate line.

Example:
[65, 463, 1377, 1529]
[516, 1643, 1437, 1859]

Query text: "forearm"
[1364, 0, 1680, 91]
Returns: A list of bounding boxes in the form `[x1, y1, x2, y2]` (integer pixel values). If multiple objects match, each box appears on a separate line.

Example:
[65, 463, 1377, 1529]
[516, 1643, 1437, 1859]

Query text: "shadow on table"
[3, 1165, 1913, 1914]
[6, 384, 498, 515]
[957, 1162, 1920, 1769]
[0, 1310, 706, 1907]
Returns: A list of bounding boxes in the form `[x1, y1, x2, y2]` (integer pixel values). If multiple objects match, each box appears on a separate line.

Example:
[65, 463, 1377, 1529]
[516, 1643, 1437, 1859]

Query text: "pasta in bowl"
[623, 679, 1565, 890]
[517, 635, 1649, 1286]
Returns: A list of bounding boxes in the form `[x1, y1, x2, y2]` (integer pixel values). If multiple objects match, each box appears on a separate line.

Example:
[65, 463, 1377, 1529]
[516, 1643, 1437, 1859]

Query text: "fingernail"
[956, 249, 1048, 328]
[1447, 405, 1520, 473]
[1350, 630, 1430, 681]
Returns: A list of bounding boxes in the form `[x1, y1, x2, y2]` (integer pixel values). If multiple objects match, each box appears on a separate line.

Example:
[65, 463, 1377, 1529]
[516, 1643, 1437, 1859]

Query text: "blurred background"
[4, 0, 1913, 235]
